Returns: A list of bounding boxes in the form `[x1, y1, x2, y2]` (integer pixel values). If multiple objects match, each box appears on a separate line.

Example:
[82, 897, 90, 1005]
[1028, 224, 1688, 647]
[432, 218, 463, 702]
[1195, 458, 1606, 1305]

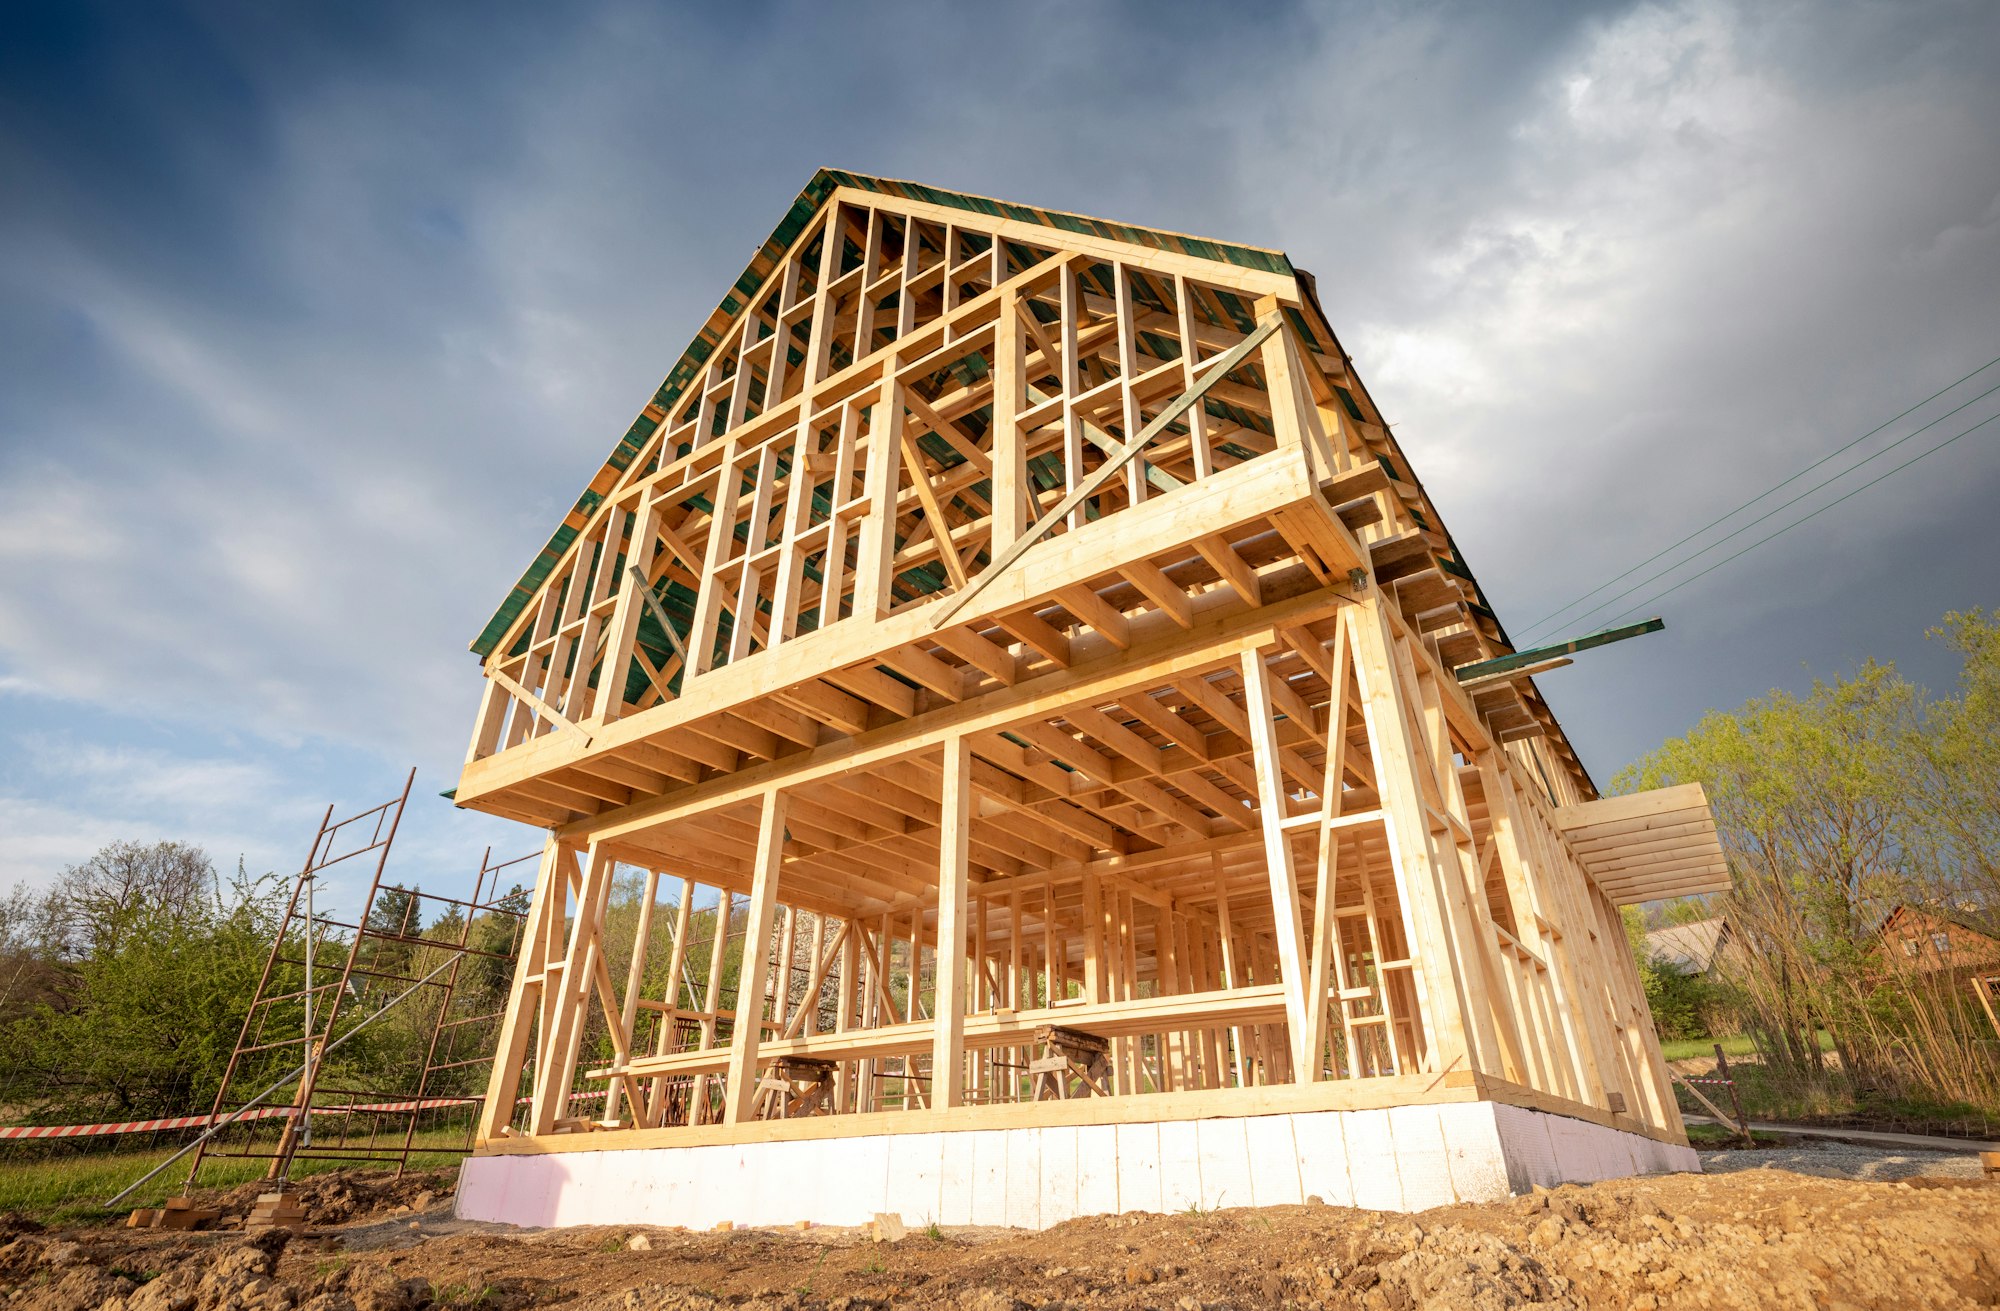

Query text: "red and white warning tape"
[0, 1097, 484, 1141]
[0, 1109, 290, 1141]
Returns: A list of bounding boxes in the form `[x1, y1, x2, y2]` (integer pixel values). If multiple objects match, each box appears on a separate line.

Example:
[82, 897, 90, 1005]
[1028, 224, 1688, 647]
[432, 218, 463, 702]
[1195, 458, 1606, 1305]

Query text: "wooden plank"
[723, 792, 789, 1124]
[483, 1064, 1492, 1158]
[932, 736, 973, 1108]
[932, 317, 1280, 626]
[1239, 650, 1313, 1077]
[1121, 560, 1194, 629]
[1555, 783, 1713, 831]
[476, 840, 562, 1142]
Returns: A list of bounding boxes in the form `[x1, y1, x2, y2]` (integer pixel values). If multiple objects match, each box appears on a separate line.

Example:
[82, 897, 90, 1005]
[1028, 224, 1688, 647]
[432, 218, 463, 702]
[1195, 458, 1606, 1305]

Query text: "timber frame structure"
[451, 172, 1728, 1223]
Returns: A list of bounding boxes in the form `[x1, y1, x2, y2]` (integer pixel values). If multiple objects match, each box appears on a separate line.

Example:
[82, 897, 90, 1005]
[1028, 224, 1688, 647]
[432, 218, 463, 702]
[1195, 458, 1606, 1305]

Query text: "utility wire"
[1534, 376, 2000, 641]
[1597, 408, 2000, 629]
[1516, 353, 2000, 644]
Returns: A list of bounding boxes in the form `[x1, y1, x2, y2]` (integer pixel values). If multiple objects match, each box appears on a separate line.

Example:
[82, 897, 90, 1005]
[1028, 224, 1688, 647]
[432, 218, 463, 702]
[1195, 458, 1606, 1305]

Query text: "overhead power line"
[1597, 408, 2000, 629]
[1516, 353, 2000, 645]
[1526, 371, 2000, 642]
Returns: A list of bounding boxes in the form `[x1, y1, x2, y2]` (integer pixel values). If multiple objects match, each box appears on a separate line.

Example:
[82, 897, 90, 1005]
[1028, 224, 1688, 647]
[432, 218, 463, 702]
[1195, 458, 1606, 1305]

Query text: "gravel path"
[1701, 1137, 1988, 1180]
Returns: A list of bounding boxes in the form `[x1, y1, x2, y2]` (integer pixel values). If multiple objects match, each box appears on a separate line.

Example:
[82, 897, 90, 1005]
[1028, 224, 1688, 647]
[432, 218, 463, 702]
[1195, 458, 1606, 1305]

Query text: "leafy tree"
[1904, 608, 2000, 932]
[463, 884, 531, 1009]
[46, 839, 214, 958]
[0, 844, 283, 1119]
[1621, 907, 1719, 1043]
[1618, 611, 2000, 1113]
[366, 884, 424, 940]
[1616, 660, 1914, 1076]
[355, 883, 424, 993]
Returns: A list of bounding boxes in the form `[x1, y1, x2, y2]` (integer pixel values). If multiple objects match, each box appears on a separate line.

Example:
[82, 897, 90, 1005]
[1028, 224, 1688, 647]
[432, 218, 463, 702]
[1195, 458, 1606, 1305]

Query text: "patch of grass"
[1670, 1036, 2000, 1134]
[1661, 1031, 1844, 1064]
[0, 1128, 472, 1226]
[1711, 1056, 1859, 1123]
[858, 1254, 887, 1275]
[1659, 1033, 1758, 1062]
[1854, 1091, 1996, 1127]
[0, 1150, 193, 1227]
[598, 1234, 626, 1253]
[1682, 1122, 1782, 1148]
[924, 1221, 943, 1241]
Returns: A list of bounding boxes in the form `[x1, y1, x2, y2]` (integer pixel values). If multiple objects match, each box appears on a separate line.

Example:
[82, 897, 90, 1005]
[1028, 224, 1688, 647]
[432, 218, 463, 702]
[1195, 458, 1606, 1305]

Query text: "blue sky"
[3, 0, 1997, 917]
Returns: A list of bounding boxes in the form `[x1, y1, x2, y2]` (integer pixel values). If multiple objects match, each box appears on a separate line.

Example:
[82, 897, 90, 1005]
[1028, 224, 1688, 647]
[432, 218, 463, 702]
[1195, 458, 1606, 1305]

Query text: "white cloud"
[0, 0, 1994, 883]
[0, 795, 130, 890]
[0, 750, 292, 894]
[1242, 0, 2000, 648]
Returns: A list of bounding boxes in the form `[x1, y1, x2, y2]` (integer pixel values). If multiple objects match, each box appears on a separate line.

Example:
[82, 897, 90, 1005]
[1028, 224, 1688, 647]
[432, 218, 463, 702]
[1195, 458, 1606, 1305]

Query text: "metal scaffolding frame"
[186, 771, 530, 1184]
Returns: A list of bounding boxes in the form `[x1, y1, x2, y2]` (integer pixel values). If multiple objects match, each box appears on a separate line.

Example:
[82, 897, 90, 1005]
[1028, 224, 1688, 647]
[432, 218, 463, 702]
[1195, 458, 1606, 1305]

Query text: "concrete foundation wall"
[457, 1101, 1699, 1230]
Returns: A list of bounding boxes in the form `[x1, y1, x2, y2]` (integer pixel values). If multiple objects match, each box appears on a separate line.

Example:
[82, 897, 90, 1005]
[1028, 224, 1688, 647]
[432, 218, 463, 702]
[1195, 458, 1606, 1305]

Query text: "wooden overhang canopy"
[1553, 783, 1730, 906]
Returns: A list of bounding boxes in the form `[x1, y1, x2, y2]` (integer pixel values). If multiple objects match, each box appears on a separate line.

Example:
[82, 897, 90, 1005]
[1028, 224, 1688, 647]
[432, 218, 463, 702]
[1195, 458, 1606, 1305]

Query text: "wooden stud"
[724, 792, 790, 1124]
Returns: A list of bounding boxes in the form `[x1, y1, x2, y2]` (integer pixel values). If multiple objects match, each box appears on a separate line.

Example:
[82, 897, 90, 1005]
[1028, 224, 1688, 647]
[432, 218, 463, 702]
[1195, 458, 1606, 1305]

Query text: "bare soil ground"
[1, 1155, 1995, 1311]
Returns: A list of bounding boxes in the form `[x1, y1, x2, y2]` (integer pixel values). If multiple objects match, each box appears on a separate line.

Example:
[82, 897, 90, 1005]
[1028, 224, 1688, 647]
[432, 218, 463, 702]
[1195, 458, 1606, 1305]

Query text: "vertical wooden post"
[592, 491, 660, 720]
[991, 286, 1025, 551]
[644, 876, 697, 1126]
[725, 792, 789, 1125]
[774, 906, 798, 1029]
[1081, 871, 1105, 1004]
[532, 849, 575, 1099]
[1253, 295, 1307, 455]
[931, 735, 973, 1109]
[1347, 593, 1473, 1075]
[1041, 883, 1059, 1004]
[835, 923, 857, 1111]
[1215, 860, 1249, 1088]
[476, 837, 561, 1142]
[854, 374, 904, 620]
[1058, 263, 1096, 533]
[687, 439, 746, 677]
[531, 841, 617, 1135]
[688, 889, 734, 1124]
[1240, 648, 1316, 1081]
[1007, 891, 1022, 1011]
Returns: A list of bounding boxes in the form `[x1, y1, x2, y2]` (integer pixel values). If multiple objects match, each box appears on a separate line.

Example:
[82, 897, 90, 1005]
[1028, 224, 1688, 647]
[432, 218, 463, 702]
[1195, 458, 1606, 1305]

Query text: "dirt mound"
[0, 1230, 149, 1311]
[207, 1168, 455, 1227]
[3, 1166, 1993, 1310]
[0, 1213, 44, 1239]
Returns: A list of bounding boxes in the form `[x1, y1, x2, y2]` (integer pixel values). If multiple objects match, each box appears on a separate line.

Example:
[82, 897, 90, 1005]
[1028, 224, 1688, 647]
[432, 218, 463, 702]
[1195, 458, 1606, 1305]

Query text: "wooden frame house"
[451, 172, 1728, 1227]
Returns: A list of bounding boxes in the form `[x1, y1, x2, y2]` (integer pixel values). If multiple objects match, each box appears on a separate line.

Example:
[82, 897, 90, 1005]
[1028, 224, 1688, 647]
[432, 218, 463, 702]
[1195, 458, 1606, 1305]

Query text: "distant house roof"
[1644, 918, 1729, 974]
[1878, 903, 1998, 942]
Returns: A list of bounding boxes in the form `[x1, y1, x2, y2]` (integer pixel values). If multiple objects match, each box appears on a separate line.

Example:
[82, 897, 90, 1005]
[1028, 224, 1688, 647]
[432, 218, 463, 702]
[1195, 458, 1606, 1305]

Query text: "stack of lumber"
[128, 1196, 221, 1230]
[244, 1189, 307, 1233]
